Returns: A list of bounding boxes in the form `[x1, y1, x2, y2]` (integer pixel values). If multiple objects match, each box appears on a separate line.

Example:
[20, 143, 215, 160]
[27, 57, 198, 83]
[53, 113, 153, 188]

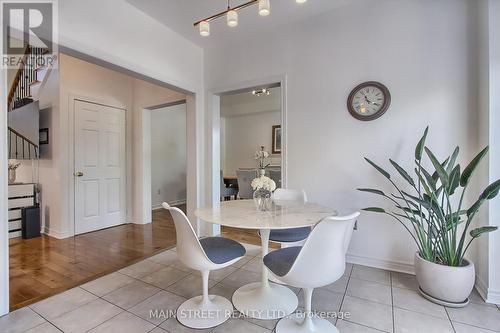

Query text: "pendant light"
[199, 21, 210, 36]
[258, 0, 270, 16]
[296, 0, 307, 3]
[227, 9, 238, 27]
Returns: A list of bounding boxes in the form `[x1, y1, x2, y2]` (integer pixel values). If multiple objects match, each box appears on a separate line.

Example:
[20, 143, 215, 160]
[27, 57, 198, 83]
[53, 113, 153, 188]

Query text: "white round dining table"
[195, 199, 336, 320]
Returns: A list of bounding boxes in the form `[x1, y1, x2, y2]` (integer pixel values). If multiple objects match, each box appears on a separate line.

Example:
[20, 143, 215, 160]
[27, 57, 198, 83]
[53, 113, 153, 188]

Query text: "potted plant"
[358, 127, 499, 307]
[254, 146, 270, 177]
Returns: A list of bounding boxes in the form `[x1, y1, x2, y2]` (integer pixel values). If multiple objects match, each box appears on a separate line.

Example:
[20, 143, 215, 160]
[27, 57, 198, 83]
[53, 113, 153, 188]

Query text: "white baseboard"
[152, 199, 186, 211]
[475, 274, 500, 304]
[346, 253, 415, 275]
[42, 227, 73, 239]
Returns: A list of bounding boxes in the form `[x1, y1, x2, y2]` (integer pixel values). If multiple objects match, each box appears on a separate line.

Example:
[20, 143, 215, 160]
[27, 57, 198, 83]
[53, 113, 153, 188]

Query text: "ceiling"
[126, 0, 349, 48]
[221, 87, 281, 117]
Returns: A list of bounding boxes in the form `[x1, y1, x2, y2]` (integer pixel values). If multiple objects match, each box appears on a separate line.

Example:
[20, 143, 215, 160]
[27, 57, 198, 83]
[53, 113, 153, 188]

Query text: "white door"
[74, 100, 126, 235]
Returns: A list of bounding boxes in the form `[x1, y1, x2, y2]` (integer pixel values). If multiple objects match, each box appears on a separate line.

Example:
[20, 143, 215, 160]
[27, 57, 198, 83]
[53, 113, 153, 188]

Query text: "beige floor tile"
[24, 322, 62, 333]
[351, 265, 391, 285]
[453, 321, 499, 333]
[322, 275, 349, 294]
[147, 250, 178, 266]
[469, 289, 497, 308]
[150, 327, 169, 333]
[103, 280, 161, 309]
[0, 307, 46, 333]
[341, 295, 393, 333]
[192, 265, 238, 282]
[298, 288, 343, 312]
[392, 287, 447, 319]
[347, 278, 392, 305]
[447, 302, 500, 331]
[81, 272, 135, 296]
[30, 287, 98, 320]
[344, 263, 354, 278]
[166, 274, 218, 299]
[243, 316, 278, 330]
[220, 268, 261, 288]
[89, 311, 155, 333]
[140, 266, 190, 289]
[119, 260, 165, 279]
[211, 318, 271, 332]
[170, 260, 197, 273]
[242, 243, 262, 257]
[160, 317, 212, 333]
[336, 319, 387, 332]
[391, 272, 418, 291]
[209, 282, 238, 300]
[129, 290, 186, 325]
[51, 298, 122, 333]
[241, 256, 264, 274]
[230, 254, 254, 268]
[394, 307, 454, 333]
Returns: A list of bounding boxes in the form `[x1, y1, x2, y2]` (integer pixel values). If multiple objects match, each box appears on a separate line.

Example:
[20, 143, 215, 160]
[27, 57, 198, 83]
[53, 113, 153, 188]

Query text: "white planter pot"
[414, 252, 474, 305]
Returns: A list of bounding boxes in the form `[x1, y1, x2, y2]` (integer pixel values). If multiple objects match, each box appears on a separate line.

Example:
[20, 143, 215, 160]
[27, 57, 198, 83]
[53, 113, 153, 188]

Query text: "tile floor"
[1, 243, 499, 333]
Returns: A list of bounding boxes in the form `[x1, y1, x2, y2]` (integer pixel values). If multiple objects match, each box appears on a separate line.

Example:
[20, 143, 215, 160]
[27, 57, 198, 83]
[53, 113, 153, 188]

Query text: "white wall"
[206, 0, 480, 273]
[150, 104, 187, 208]
[475, 0, 500, 304]
[222, 111, 281, 175]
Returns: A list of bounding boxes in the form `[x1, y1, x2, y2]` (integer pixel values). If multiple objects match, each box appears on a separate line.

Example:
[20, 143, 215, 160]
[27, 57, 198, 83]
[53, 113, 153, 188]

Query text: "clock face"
[347, 82, 391, 121]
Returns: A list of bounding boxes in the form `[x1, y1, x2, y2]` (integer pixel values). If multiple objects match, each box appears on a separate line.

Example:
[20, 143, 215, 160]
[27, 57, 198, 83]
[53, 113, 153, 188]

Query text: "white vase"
[258, 169, 265, 177]
[414, 252, 474, 306]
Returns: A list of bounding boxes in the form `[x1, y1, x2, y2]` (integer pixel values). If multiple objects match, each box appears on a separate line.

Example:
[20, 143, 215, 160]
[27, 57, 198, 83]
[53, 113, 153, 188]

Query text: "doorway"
[215, 82, 285, 245]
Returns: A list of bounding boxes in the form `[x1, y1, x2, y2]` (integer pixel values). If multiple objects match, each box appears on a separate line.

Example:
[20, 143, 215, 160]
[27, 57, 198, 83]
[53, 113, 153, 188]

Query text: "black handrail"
[8, 127, 38, 159]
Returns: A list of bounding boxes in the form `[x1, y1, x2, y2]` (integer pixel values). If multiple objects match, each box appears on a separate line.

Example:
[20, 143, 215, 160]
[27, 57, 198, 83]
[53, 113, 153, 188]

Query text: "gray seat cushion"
[269, 227, 311, 242]
[263, 246, 302, 277]
[199, 237, 246, 264]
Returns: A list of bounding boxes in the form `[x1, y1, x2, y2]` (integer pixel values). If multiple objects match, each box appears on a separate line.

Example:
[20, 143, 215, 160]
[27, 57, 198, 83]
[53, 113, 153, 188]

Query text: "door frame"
[208, 75, 288, 236]
[71, 98, 128, 235]
[68, 95, 128, 237]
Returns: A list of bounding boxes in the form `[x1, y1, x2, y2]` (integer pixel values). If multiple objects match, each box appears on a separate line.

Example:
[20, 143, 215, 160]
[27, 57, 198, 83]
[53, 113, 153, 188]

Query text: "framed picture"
[39, 128, 49, 145]
[272, 125, 281, 154]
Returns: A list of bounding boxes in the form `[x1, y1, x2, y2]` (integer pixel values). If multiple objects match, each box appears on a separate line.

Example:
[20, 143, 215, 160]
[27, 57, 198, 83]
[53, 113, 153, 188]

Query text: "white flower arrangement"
[251, 176, 276, 192]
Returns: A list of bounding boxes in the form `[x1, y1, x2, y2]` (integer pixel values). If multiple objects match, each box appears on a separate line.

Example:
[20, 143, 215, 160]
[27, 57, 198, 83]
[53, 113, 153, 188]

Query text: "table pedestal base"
[276, 313, 339, 333]
[232, 281, 298, 320]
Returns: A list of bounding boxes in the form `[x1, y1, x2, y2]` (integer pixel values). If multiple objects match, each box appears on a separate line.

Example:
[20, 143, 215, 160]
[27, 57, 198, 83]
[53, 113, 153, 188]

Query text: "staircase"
[7, 46, 54, 159]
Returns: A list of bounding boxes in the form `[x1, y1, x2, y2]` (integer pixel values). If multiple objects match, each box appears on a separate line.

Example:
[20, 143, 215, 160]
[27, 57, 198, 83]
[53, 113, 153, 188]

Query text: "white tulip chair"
[263, 212, 360, 333]
[162, 203, 246, 329]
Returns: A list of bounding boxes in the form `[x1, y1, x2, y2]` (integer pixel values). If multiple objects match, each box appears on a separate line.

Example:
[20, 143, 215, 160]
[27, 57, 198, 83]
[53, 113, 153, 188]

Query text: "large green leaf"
[415, 127, 429, 161]
[390, 159, 415, 187]
[362, 207, 386, 213]
[447, 164, 461, 195]
[425, 147, 449, 188]
[364, 158, 391, 179]
[446, 147, 460, 173]
[480, 179, 500, 200]
[357, 188, 385, 196]
[467, 198, 485, 217]
[460, 147, 489, 187]
[470, 226, 498, 238]
[432, 157, 450, 181]
[419, 166, 437, 191]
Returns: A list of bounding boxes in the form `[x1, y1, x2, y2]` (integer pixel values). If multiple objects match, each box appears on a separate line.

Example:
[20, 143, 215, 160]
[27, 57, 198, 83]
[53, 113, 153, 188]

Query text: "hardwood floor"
[9, 208, 179, 310]
[9, 204, 275, 310]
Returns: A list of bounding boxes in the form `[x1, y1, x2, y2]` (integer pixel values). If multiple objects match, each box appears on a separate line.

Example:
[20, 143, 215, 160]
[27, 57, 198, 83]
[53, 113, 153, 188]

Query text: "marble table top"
[195, 199, 337, 230]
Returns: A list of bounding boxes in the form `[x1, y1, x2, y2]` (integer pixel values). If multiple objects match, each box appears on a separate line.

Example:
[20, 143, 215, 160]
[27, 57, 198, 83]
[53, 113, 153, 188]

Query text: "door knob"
[74, 171, 84, 177]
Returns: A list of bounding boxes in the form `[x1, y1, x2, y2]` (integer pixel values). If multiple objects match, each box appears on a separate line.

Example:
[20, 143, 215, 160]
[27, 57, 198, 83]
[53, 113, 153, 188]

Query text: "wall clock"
[347, 81, 391, 121]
